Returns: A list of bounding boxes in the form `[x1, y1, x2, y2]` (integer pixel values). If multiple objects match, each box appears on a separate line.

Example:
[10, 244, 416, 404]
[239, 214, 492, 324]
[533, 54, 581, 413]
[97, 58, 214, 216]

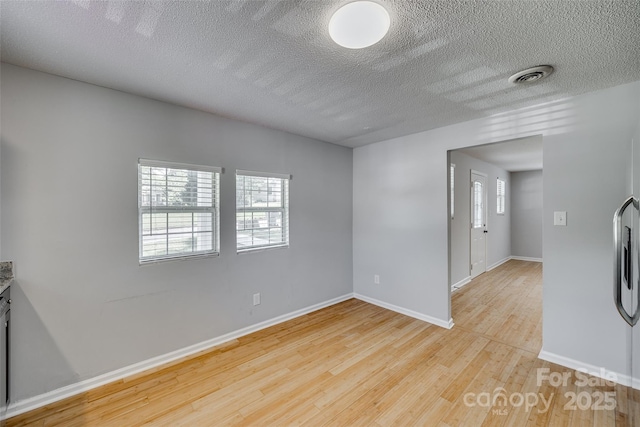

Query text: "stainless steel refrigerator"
[613, 131, 640, 425]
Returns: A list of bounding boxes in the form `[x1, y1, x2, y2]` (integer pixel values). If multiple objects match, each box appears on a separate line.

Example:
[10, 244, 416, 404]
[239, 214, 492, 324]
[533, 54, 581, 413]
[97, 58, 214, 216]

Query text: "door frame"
[470, 169, 488, 278]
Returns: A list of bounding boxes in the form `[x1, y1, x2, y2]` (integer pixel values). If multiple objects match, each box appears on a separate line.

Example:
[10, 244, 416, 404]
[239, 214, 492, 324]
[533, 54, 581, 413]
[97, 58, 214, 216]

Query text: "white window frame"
[450, 163, 455, 219]
[138, 159, 221, 264]
[497, 177, 506, 215]
[236, 170, 290, 253]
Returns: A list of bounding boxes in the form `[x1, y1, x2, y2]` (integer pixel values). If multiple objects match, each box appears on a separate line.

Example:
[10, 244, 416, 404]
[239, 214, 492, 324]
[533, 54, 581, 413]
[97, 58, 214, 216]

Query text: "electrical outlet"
[253, 293, 261, 306]
[374, 274, 380, 285]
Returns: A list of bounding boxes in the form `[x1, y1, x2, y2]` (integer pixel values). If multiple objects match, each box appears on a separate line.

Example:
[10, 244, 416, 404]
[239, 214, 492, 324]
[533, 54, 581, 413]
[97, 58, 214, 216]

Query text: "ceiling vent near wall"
[508, 65, 554, 84]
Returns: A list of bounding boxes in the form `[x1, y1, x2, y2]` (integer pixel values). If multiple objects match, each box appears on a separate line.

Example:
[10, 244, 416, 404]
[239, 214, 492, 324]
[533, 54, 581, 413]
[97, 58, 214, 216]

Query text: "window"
[236, 170, 290, 252]
[497, 178, 506, 215]
[450, 163, 455, 219]
[472, 180, 484, 228]
[138, 159, 220, 263]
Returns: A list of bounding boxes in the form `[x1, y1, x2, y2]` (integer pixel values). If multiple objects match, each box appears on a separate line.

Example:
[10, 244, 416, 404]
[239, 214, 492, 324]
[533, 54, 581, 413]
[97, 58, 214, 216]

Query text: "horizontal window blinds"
[138, 159, 220, 263]
[236, 171, 290, 252]
[140, 159, 221, 174]
[236, 169, 291, 180]
[497, 178, 506, 215]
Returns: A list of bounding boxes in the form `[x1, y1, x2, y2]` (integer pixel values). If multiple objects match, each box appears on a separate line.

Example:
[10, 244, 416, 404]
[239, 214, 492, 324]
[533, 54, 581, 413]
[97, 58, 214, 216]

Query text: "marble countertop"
[0, 277, 11, 294]
[0, 261, 13, 293]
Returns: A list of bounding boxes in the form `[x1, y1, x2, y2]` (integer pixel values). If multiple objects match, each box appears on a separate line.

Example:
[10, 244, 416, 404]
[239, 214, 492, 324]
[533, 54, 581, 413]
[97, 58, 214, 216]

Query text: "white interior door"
[470, 171, 487, 279]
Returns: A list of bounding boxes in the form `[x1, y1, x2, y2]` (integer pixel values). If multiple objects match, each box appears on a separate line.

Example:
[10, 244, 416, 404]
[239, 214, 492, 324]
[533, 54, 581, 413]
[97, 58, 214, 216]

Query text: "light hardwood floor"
[8, 260, 639, 426]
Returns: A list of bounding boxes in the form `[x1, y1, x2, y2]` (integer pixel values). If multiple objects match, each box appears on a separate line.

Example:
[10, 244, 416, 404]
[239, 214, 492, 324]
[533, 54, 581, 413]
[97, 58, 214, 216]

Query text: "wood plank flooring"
[8, 260, 640, 426]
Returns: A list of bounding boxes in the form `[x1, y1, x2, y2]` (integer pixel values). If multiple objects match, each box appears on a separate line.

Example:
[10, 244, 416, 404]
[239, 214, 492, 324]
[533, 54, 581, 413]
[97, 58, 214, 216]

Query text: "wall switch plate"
[253, 293, 261, 306]
[554, 211, 567, 226]
[374, 274, 380, 285]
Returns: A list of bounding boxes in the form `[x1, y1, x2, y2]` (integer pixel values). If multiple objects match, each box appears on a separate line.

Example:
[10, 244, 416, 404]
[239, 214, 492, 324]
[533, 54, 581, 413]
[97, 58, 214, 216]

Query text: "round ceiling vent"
[508, 65, 554, 84]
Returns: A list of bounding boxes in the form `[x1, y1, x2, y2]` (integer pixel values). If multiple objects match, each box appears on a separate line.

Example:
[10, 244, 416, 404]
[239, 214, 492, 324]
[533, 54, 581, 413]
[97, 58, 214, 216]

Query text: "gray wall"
[353, 80, 640, 379]
[541, 86, 638, 375]
[0, 64, 353, 402]
[449, 151, 511, 286]
[353, 134, 451, 322]
[510, 170, 543, 259]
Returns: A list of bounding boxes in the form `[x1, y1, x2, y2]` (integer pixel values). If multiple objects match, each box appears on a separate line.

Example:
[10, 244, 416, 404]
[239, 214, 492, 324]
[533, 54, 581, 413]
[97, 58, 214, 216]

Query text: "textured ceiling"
[1, 0, 639, 148]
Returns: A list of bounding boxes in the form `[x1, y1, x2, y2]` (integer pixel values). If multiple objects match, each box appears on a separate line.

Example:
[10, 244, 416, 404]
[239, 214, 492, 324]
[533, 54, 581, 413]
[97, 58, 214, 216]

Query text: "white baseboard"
[354, 293, 454, 329]
[538, 349, 639, 390]
[4, 293, 355, 420]
[451, 276, 471, 292]
[487, 257, 512, 271]
[487, 256, 542, 272]
[511, 256, 543, 263]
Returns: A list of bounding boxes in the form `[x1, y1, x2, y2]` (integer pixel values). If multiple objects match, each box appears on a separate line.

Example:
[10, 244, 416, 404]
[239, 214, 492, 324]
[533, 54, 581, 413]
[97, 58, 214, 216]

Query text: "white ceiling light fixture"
[329, 1, 390, 49]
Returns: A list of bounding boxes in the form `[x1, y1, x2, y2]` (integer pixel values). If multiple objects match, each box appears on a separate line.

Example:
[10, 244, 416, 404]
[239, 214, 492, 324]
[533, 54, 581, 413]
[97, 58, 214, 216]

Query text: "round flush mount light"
[329, 1, 390, 49]
[508, 65, 555, 84]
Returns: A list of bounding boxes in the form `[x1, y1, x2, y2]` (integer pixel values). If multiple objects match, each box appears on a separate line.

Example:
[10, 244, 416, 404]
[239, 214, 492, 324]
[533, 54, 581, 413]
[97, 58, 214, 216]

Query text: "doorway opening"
[447, 135, 544, 324]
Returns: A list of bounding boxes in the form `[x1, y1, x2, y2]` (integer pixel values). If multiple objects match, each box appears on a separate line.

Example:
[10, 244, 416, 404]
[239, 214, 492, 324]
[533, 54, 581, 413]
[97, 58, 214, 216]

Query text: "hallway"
[453, 259, 542, 354]
[452, 259, 636, 426]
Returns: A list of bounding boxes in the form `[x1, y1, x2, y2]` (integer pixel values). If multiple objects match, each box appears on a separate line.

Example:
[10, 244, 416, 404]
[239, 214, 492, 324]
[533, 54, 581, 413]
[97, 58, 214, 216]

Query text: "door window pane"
[473, 181, 483, 228]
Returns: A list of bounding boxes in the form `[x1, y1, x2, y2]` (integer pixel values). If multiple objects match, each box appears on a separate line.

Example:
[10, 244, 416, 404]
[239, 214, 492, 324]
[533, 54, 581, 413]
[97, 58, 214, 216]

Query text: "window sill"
[237, 244, 289, 255]
[139, 252, 219, 266]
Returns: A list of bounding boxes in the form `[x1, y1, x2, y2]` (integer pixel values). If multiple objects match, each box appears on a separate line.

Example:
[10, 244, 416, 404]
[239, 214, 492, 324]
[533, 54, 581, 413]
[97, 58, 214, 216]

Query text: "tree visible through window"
[138, 159, 220, 263]
[236, 170, 290, 252]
